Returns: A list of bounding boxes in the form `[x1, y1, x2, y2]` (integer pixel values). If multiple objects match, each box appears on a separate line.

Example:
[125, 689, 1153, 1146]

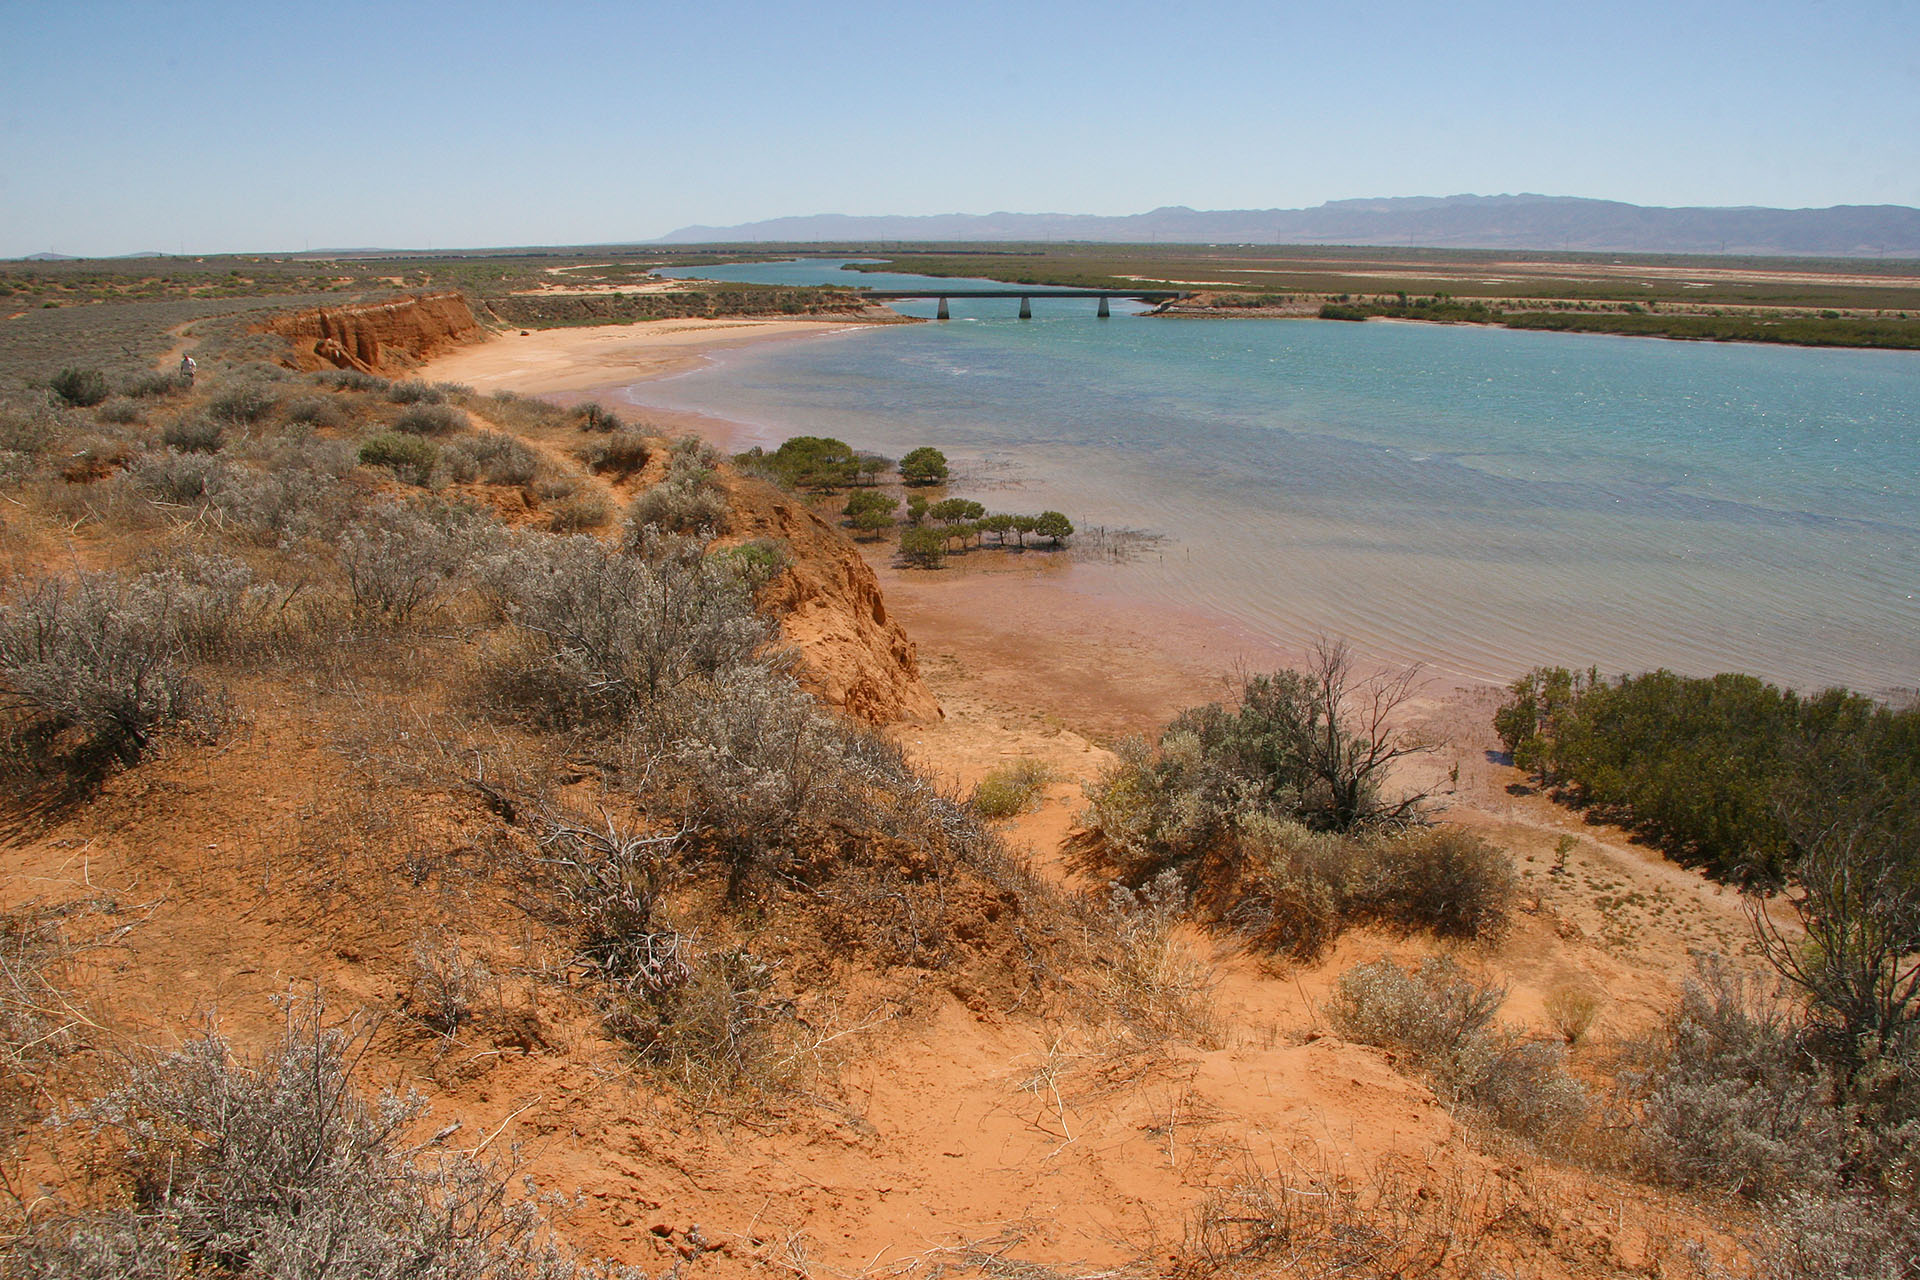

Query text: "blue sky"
[3, 0, 1916, 257]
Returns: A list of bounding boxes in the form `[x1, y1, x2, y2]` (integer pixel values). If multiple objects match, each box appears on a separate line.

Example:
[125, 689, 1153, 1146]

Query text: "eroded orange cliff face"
[726, 477, 942, 725]
[267, 291, 484, 374]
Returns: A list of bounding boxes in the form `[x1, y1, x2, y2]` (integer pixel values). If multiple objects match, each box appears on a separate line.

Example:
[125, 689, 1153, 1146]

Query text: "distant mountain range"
[656, 195, 1920, 258]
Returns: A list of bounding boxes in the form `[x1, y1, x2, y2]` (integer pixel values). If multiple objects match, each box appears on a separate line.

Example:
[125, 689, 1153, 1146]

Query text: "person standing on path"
[179, 354, 196, 386]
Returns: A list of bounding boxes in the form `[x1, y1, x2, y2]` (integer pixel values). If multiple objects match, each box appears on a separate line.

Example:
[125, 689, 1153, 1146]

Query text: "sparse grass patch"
[970, 758, 1057, 818]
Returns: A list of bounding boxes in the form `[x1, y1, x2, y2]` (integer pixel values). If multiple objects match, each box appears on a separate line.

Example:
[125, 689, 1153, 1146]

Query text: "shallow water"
[636, 261, 1920, 695]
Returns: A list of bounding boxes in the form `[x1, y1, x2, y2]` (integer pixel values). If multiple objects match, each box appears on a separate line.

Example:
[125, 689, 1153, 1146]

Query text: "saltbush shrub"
[161, 416, 225, 454]
[94, 398, 143, 425]
[1328, 956, 1586, 1140]
[208, 382, 274, 426]
[0, 571, 210, 767]
[281, 395, 347, 430]
[10, 1004, 636, 1280]
[445, 431, 537, 486]
[386, 379, 444, 405]
[392, 404, 468, 437]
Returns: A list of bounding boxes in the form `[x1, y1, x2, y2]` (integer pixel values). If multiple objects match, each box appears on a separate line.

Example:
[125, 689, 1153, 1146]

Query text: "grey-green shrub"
[337, 501, 492, 628]
[281, 395, 347, 431]
[445, 431, 537, 486]
[94, 398, 143, 426]
[578, 430, 651, 477]
[386, 379, 444, 404]
[208, 382, 274, 426]
[479, 531, 771, 725]
[9, 1006, 638, 1280]
[161, 416, 225, 454]
[130, 450, 231, 505]
[358, 432, 437, 486]
[970, 759, 1057, 818]
[1632, 956, 1842, 1198]
[1326, 955, 1586, 1139]
[392, 404, 468, 437]
[0, 571, 208, 766]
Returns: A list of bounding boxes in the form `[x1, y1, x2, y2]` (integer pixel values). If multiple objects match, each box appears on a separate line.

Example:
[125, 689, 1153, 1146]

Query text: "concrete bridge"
[856, 287, 1188, 319]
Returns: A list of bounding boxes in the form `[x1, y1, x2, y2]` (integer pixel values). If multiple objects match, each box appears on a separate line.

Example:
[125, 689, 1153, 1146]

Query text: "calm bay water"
[638, 261, 1920, 695]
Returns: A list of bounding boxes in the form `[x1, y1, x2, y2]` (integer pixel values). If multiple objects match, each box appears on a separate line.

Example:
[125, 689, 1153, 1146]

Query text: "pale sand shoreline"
[421, 317, 887, 397]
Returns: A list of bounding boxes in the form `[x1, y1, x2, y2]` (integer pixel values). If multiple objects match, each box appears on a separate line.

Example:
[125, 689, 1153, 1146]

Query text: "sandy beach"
[423, 316, 885, 397]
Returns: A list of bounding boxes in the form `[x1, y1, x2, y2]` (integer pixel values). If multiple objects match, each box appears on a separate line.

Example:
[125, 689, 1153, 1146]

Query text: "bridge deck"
[855, 288, 1186, 300]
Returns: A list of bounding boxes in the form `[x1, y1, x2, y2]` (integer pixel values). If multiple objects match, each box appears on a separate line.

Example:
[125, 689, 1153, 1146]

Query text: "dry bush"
[445, 431, 538, 487]
[357, 432, 437, 486]
[281, 394, 347, 431]
[0, 570, 211, 768]
[1367, 828, 1516, 942]
[160, 415, 226, 454]
[483, 391, 572, 435]
[546, 492, 611, 533]
[1101, 872, 1220, 1047]
[1627, 955, 1841, 1199]
[393, 403, 469, 437]
[1543, 985, 1602, 1044]
[214, 438, 357, 543]
[1327, 955, 1586, 1140]
[313, 368, 390, 393]
[1174, 1157, 1504, 1280]
[576, 430, 651, 478]
[572, 402, 623, 433]
[9, 1000, 638, 1279]
[623, 435, 729, 538]
[1200, 817, 1515, 962]
[387, 378, 445, 404]
[338, 501, 496, 630]
[121, 370, 189, 399]
[0, 903, 91, 1144]
[529, 809, 799, 1095]
[477, 531, 771, 726]
[94, 397, 143, 425]
[970, 758, 1057, 819]
[406, 932, 492, 1036]
[129, 449, 232, 505]
[207, 381, 275, 426]
[1751, 1190, 1920, 1280]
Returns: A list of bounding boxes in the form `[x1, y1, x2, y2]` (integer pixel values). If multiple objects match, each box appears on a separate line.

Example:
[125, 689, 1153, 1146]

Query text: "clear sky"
[3, 0, 1916, 258]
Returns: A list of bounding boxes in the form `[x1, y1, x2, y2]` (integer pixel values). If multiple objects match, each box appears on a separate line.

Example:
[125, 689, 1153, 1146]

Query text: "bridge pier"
[1097, 296, 1110, 318]
[936, 297, 949, 320]
[1019, 296, 1032, 319]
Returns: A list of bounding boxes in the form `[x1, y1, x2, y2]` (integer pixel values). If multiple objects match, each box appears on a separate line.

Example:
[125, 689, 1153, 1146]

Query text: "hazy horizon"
[4, 0, 1917, 260]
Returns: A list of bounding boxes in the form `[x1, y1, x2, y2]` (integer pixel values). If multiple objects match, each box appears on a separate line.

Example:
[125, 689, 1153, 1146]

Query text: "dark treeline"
[1494, 666, 1920, 884]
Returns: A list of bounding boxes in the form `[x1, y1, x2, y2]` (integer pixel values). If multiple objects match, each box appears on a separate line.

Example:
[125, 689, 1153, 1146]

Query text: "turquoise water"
[637, 261, 1920, 695]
